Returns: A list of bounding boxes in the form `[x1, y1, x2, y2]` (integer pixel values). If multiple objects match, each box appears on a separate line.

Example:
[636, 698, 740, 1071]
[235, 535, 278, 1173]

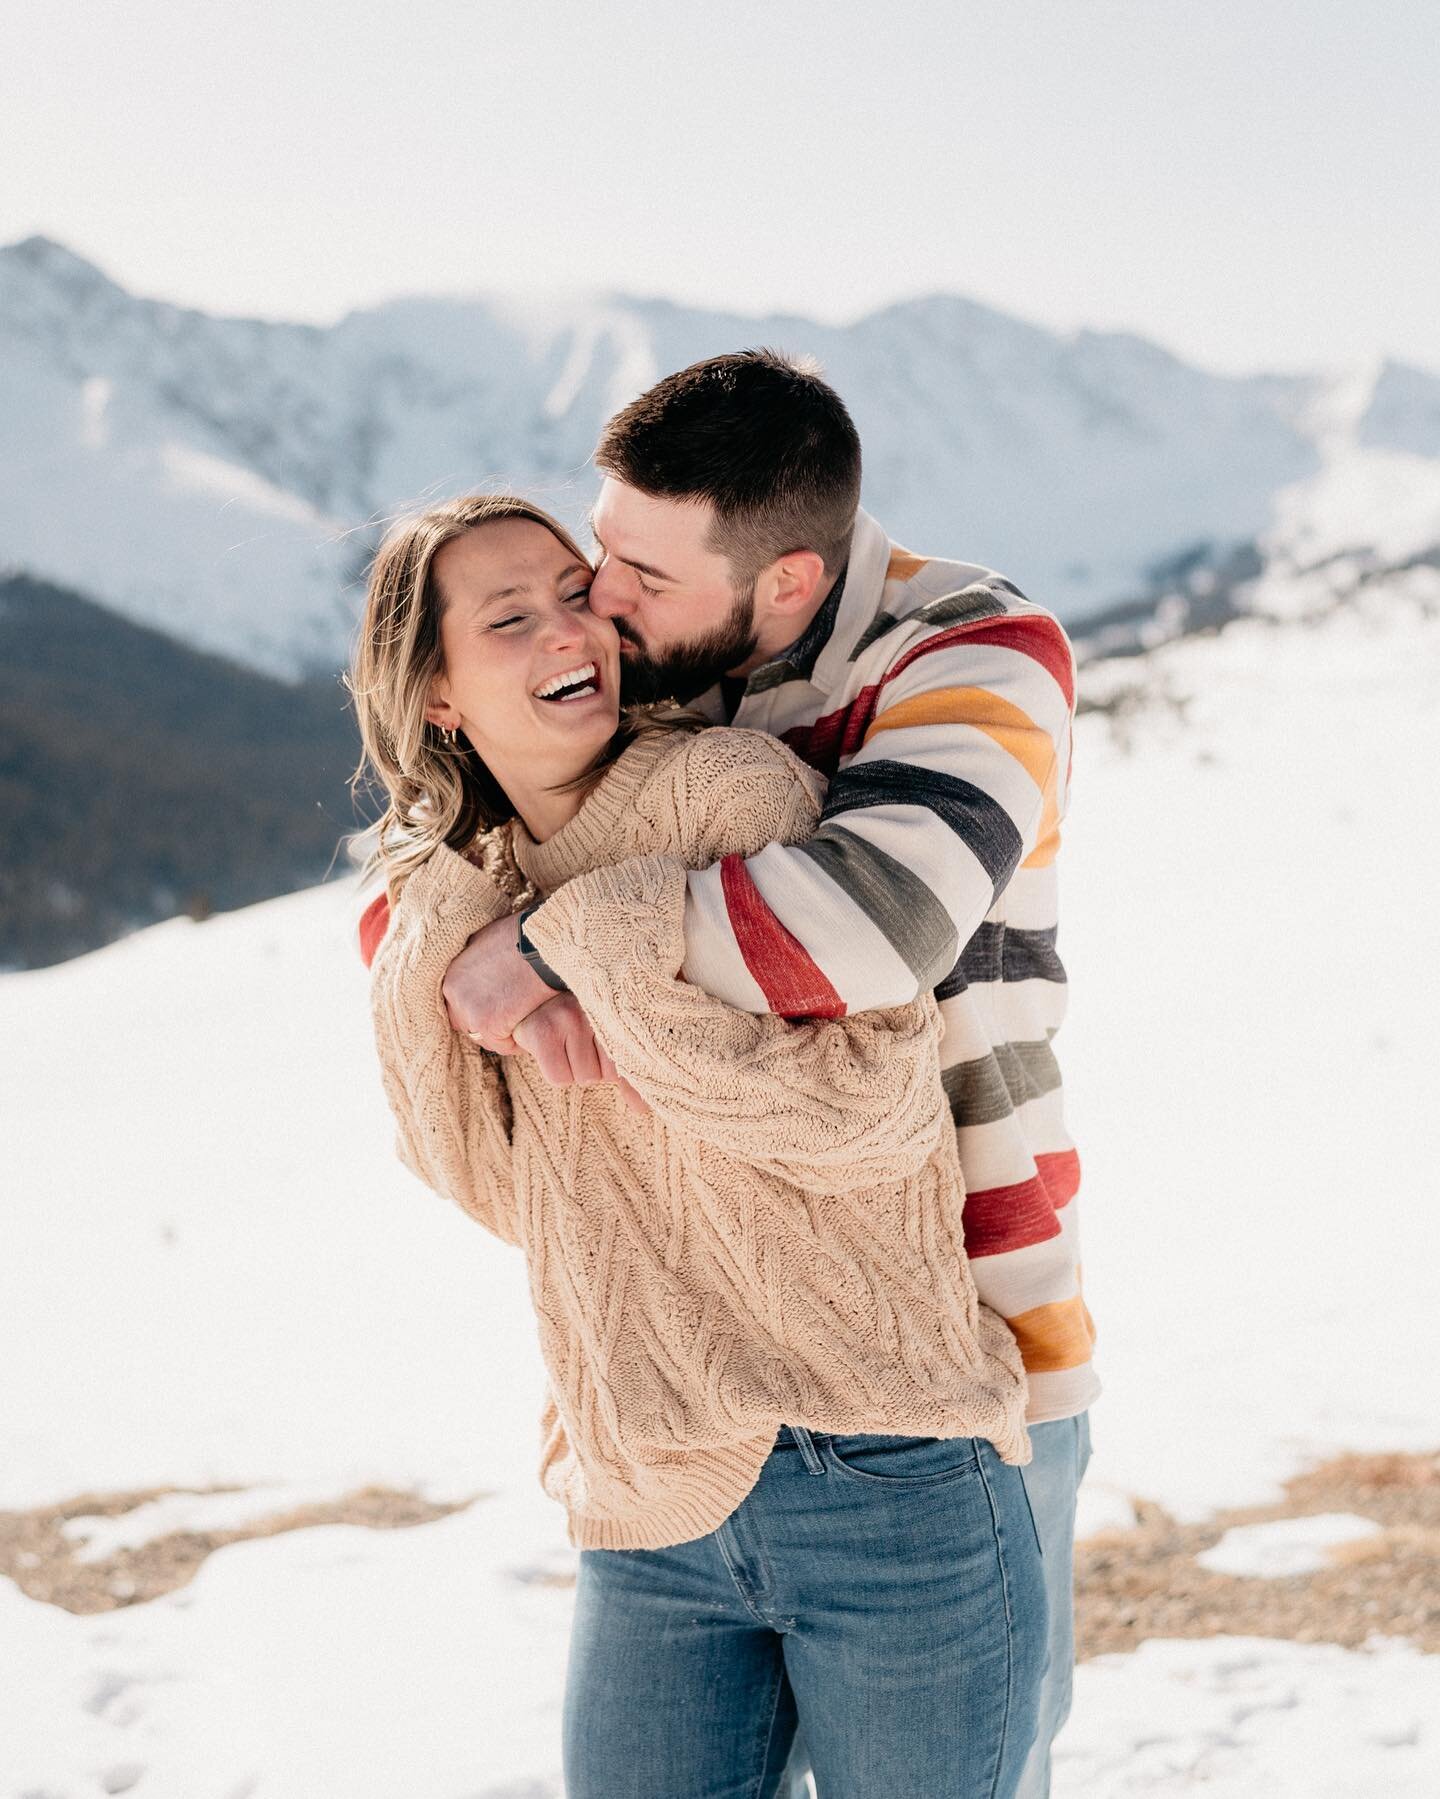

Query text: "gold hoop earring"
[441, 725, 457, 748]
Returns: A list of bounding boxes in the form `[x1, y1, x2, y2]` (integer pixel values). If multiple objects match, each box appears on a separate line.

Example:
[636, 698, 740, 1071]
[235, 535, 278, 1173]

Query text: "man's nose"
[588, 559, 632, 619]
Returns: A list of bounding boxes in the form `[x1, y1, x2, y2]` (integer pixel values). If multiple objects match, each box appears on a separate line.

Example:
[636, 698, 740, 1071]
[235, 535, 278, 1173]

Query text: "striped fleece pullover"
[357, 508, 1097, 1422]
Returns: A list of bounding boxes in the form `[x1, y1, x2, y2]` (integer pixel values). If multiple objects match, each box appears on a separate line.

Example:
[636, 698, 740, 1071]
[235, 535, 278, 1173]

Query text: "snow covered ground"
[1195, 1515, 1385, 1581]
[2, 572, 1437, 1794]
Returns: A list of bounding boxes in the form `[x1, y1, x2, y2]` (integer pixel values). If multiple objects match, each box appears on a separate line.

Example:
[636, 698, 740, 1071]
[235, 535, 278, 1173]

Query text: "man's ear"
[755, 549, 828, 622]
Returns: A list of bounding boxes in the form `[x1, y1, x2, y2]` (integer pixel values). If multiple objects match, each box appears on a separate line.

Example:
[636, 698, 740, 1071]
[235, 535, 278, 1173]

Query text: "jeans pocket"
[820, 1432, 980, 1487]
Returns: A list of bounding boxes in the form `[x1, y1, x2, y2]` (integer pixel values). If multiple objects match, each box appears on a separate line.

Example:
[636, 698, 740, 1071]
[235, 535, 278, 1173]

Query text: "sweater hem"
[562, 1436, 777, 1551]
[558, 1391, 1036, 1550]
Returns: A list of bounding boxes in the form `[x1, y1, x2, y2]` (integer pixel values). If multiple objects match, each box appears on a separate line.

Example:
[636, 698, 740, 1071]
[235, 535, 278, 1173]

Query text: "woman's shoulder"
[624, 723, 825, 862]
[643, 723, 824, 803]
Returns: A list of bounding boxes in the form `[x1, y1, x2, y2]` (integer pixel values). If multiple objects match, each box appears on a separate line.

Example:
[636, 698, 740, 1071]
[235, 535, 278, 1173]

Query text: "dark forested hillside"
[0, 573, 379, 969]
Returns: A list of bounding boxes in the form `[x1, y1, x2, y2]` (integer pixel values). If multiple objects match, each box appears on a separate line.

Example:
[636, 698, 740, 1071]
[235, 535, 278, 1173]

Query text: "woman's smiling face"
[425, 518, 621, 807]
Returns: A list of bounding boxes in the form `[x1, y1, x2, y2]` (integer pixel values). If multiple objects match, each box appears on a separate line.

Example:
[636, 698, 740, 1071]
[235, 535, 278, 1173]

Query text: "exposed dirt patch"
[1076, 1450, 1440, 1659]
[9, 1449, 1437, 1656]
[0, 1481, 483, 1614]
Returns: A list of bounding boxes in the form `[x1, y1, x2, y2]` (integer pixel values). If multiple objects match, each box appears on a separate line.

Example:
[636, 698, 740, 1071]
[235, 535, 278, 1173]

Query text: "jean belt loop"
[789, 1425, 826, 1475]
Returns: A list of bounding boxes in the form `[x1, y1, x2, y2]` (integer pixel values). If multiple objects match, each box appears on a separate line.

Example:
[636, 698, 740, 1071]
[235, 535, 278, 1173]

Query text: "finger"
[565, 1025, 604, 1086]
[534, 1035, 575, 1085]
[600, 1051, 649, 1116]
[463, 1016, 515, 1052]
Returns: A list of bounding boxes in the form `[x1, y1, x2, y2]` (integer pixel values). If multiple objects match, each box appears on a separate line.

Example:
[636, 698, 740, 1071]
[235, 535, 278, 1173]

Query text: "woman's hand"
[503, 995, 650, 1116]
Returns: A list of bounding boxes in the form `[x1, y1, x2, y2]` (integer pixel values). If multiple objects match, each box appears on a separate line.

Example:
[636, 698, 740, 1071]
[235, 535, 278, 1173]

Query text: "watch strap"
[516, 904, 569, 993]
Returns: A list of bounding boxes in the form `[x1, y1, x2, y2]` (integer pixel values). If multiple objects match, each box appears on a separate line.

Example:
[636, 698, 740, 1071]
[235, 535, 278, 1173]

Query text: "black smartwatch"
[516, 904, 568, 993]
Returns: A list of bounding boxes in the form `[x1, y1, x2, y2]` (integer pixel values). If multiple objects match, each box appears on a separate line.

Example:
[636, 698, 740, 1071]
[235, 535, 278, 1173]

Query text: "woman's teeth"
[534, 662, 600, 702]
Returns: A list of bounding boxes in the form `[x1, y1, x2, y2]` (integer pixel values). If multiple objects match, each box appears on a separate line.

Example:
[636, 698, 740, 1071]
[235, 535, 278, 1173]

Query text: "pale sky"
[4, 0, 1436, 376]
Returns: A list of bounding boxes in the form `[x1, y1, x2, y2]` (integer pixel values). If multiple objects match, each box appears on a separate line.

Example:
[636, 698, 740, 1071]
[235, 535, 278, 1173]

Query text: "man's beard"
[615, 582, 759, 706]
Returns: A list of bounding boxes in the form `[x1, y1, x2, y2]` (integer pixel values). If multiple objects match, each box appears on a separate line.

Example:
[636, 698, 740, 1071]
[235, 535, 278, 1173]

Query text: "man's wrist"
[515, 904, 569, 993]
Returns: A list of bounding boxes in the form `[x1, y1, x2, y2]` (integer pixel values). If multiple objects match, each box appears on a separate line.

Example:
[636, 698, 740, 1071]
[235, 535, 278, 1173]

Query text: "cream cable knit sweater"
[369, 726, 1029, 1550]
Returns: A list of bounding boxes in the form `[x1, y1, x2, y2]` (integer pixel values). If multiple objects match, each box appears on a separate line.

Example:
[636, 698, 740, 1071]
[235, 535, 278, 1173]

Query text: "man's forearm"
[674, 609, 1074, 1018]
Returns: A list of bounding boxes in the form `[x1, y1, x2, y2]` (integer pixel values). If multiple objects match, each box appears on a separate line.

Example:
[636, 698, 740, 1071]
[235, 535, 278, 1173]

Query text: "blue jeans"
[781, 1412, 1092, 1798]
[1013, 1412, 1092, 1798]
[562, 1426, 1048, 1798]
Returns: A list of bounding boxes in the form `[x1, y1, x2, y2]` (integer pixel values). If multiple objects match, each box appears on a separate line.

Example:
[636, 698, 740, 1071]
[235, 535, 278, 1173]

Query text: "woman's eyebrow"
[477, 562, 590, 608]
[479, 582, 531, 606]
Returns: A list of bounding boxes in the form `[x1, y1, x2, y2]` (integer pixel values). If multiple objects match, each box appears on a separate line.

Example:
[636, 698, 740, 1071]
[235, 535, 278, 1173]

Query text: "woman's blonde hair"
[345, 492, 691, 901]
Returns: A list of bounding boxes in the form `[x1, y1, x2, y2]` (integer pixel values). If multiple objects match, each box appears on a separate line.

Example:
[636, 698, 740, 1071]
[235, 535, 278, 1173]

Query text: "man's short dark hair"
[594, 348, 862, 585]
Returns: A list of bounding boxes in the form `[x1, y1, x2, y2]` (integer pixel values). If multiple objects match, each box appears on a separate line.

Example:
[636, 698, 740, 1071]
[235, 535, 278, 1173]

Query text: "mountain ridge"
[0, 569, 374, 970]
[2, 234, 1438, 680]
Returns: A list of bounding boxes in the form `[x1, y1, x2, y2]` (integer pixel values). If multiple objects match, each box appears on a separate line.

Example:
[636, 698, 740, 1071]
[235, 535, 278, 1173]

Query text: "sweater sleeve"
[368, 844, 525, 1247]
[679, 605, 1076, 1015]
[521, 732, 948, 1192]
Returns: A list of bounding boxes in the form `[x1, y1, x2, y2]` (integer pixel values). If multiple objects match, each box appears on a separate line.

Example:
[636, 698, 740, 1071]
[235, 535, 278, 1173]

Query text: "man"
[437, 349, 1097, 1795]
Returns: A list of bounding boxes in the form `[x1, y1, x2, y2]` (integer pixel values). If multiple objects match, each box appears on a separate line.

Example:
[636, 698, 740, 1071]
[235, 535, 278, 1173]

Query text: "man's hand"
[510, 995, 650, 1116]
[442, 911, 556, 1052]
[442, 913, 649, 1114]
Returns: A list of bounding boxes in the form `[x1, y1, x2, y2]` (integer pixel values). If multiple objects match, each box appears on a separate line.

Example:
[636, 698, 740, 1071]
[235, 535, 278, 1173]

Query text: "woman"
[351, 493, 1047, 1797]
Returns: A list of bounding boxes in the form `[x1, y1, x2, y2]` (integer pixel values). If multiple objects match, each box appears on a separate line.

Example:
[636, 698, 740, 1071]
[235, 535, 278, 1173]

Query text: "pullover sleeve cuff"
[521, 855, 688, 996]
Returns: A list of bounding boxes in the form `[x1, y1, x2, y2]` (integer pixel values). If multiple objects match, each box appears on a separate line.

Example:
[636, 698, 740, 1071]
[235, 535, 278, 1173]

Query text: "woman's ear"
[423, 672, 455, 731]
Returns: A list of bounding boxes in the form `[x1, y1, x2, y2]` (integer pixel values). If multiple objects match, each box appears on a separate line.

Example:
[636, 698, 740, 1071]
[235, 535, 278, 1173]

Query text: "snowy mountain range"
[5, 232, 1439, 679]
